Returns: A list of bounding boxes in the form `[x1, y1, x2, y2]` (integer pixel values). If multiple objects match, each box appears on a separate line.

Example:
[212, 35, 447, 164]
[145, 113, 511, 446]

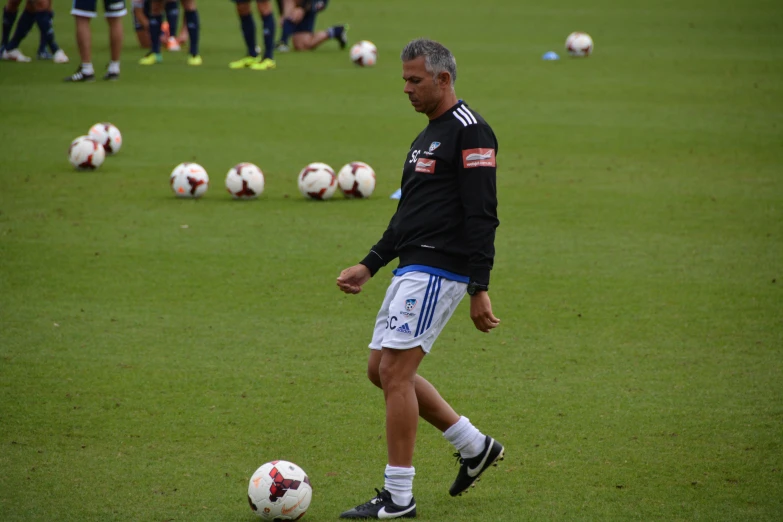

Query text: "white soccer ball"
[226, 162, 265, 199]
[565, 32, 594, 57]
[298, 162, 337, 200]
[88, 122, 122, 154]
[337, 161, 376, 198]
[170, 162, 209, 198]
[68, 135, 105, 170]
[248, 460, 313, 521]
[350, 40, 377, 67]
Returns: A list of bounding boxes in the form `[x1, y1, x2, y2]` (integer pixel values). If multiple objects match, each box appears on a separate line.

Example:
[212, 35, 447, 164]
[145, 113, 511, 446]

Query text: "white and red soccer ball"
[337, 161, 376, 198]
[565, 32, 593, 57]
[298, 162, 337, 200]
[68, 136, 105, 170]
[248, 460, 312, 521]
[170, 162, 209, 198]
[350, 40, 377, 67]
[226, 162, 265, 199]
[88, 122, 122, 155]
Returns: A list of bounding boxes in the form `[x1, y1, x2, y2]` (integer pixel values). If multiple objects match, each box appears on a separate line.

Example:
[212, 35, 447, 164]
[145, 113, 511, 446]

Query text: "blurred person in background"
[1, 0, 68, 63]
[275, 0, 346, 53]
[138, 0, 200, 65]
[64, 0, 125, 82]
[228, 0, 276, 71]
[132, 0, 187, 50]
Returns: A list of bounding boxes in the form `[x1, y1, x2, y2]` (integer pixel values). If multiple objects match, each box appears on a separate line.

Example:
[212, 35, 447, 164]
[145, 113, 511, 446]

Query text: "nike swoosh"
[467, 438, 494, 477]
[465, 151, 493, 161]
[378, 504, 416, 519]
[416, 160, 434, 167]
[281, 496, 305, 515]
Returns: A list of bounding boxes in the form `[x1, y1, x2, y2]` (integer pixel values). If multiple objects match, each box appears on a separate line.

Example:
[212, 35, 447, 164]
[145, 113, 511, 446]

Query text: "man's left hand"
[469, 292, 500, 333]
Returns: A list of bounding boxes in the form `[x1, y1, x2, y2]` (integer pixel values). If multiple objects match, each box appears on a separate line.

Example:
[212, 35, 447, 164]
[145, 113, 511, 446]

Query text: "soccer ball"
[170, 162, 209, 198]
[248, 460, 313, 521]
[226, 162, 265, 199]
[350, 40, 377, 67]
[88, 122, 122, 154]
[68, 136, 106, 170]
[298, 162, 337, 200]
[337, 161, 376, 198]
[565, 32, 593, 57]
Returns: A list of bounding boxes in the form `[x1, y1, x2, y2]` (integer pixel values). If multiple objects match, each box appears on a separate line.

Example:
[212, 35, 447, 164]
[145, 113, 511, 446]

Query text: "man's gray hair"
[400, 38, 457, 86]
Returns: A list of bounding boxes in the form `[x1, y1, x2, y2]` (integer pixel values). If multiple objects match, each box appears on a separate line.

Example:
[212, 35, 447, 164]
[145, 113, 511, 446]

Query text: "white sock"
[81, 62, 94, 75]
[443, 416, 486, 459]
[108, 61, 120, 74]
[384, 465, 414, 507]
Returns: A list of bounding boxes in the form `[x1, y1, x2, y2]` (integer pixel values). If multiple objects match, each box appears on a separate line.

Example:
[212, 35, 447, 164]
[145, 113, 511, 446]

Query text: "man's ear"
[438, 71, 451, 87]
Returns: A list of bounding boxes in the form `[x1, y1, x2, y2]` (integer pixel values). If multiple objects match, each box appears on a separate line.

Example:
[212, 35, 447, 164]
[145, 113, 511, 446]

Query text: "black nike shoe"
[103, 69, 119, 81]
[63, 68, 95, 82]
[449, 435, 505, 497]
[339, 488, 416, 519]
[334, 24, 349, 50]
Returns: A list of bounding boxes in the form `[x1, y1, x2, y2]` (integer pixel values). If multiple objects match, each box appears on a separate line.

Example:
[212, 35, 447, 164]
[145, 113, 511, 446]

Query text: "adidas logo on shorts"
[397, 323, 412, 335]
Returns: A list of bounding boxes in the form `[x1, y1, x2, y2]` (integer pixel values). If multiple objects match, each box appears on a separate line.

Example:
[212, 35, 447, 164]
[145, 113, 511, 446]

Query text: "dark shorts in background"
[294, 9, 315, 33]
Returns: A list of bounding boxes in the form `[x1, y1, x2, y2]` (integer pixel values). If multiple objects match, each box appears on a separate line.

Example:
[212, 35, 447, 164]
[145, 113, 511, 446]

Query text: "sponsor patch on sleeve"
[462, 148, 496, 168]
[415, 158, 436, 173]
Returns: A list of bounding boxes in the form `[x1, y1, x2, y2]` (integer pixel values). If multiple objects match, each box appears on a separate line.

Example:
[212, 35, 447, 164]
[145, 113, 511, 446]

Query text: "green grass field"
[1, 0, 782, 520]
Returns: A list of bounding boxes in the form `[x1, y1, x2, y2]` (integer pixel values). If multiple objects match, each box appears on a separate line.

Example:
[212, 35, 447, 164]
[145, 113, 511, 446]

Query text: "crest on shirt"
[428, 142, 441, 152]
[405, 299, 417, 311]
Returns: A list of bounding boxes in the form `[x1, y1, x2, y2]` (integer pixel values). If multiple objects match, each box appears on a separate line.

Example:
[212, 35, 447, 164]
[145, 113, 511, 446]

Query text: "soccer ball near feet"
[337, 161, 376, 198]
[226, 162, 265, 199]
[88, 122, 123, 154]
[170, 162, 209, 198]
[248, 460, 312, 521]
[565, 32, 594, 57]
[68, 136, 105, 170]
[298, 162, 337, 200]
[350, 40, 377, 67]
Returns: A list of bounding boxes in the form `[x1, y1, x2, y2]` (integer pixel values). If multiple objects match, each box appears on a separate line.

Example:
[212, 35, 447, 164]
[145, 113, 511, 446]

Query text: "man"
[33, 1, 63, 60]
[228, 0, 276, 71]
[138, 0, 200, 65]
[65, 0, 125, 82]
[132, 0, 186, 51]
[1, 0, 67, 63]
[336, 38, 504, 520]
[275, 0, 346, 52]
[131, 0, 151, 47]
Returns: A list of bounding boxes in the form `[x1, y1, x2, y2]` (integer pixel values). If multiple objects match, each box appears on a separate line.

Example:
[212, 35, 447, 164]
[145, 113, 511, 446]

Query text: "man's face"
[403, 56, 444, 116]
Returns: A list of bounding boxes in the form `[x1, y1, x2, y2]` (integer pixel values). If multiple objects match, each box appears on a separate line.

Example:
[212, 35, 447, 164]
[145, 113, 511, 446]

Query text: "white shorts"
[71, 0, 128, 18]
[369, 271, 466, 354]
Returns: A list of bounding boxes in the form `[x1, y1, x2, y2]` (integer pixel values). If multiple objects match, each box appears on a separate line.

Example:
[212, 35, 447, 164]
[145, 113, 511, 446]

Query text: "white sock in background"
[80, 62, 94, 75]
[108, 61, 120, 74]
[384, 465, 415, 506]
[443, 416, 486, 459]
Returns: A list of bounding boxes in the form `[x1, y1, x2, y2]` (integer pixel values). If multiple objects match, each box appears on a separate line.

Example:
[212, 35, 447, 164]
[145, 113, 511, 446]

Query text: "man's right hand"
[336, 264, 371, 294]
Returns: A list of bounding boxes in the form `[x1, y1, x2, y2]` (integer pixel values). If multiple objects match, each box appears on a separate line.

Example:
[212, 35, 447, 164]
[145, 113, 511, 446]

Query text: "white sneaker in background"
[53, 49, 69, 64]
[166, 37, 181, 52]
[2, 48, 32, 62]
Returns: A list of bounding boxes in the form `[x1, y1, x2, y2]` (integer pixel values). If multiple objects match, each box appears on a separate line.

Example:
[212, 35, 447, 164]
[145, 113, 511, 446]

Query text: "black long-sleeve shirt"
[360, 101, 499, 285]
